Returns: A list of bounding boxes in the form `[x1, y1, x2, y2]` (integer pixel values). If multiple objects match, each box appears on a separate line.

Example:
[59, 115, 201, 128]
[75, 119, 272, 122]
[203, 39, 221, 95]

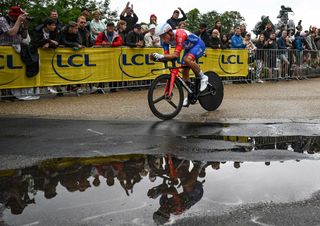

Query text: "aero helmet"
[155, 23, 172, 36]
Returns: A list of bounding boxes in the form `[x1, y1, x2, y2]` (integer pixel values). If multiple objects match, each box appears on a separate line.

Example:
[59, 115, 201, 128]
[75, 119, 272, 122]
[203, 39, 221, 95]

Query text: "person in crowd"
[230, 26, 246, 49]
[292, 31, 304, 79]
[144, 24, 161, 47]
[60, 21, 84, 94]
[95, 22, 123, 47]
[77, 16, 92, 47]
[90, 10, 105, 42]
[208, 20, 222, 35]
[255, 33, 267, 83]
[116, 20, 127, 46]
[304, 30, 318, 67]
[243, 32, 256, 51]
[262, 21, 275, 40]
[208, 29, 222, 49]
[221, 34, 230, 49]
[0, 6, 38, 101]
[140, 23, 149, 36]
[265, 31, 278, 79]
[277, 30, 290, 79]
[49, 10, 63, 32]
[149, 14, 157, 26]
[31, 18, 60, 93]
[126, 23, 144, 47]
[195, 23, 210, 47]
[178, 21, 187, 29]
[120, 2, 138, 35]
[166, 7, 187, 29]
[80, 7, 91, 32]
[240, 21, 247, 38]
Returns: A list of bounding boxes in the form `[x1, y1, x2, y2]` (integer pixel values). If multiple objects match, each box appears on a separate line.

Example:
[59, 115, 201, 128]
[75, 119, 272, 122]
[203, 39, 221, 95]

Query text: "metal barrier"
[1, 49, 320, 100]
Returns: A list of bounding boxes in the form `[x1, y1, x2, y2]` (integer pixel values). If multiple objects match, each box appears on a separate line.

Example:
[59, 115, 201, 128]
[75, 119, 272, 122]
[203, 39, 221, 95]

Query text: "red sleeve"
[95, 32, 103, 45]
[111, 36, 123, 47]
[174, 29, 188, 55]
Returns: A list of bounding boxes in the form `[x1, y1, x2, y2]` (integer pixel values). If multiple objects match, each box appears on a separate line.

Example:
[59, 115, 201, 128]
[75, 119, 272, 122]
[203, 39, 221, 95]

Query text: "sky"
[109, 0, 319, 32]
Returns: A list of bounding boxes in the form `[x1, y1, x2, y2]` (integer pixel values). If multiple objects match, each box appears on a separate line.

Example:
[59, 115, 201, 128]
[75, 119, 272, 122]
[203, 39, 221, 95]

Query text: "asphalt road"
[0, 78, 320, 122]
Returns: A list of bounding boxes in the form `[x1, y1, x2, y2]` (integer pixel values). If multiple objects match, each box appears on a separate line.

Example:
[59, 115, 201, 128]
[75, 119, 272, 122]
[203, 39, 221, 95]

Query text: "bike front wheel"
[148, 74, 184, 120]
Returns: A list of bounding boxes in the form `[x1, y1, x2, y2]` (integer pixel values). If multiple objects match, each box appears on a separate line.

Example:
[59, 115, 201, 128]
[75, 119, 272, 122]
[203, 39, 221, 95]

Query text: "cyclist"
[150, 23, 208, 106]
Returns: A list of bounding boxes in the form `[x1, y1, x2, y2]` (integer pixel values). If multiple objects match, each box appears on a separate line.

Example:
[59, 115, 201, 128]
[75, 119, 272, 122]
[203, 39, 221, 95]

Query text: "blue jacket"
[231, 34, 246, 49]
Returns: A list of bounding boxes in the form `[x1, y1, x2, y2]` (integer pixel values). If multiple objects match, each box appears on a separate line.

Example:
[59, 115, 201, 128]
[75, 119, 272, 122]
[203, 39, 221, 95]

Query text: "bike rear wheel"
[199, 71, 224, 111]
[148, 74, 184, 120]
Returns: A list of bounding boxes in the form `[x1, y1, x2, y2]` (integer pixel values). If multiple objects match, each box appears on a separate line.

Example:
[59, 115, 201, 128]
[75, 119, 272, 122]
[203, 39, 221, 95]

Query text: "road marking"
[251, 216, 274, 226]
[20, 222, 40, 226]
[91, 150, 105, 156]
[87, 129, 104, 135]
[81, 202, 148, 222]
[58, 198, 122, 210]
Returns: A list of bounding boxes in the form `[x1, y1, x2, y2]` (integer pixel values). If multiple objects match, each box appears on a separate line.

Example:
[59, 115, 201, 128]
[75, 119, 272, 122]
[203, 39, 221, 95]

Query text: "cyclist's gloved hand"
[152, 52, 164, 61]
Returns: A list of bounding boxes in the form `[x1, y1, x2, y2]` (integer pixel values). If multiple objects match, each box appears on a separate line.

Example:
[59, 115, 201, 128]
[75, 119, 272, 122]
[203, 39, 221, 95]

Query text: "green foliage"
[186, 8, 245, 34]
[0, 0, 118, 30]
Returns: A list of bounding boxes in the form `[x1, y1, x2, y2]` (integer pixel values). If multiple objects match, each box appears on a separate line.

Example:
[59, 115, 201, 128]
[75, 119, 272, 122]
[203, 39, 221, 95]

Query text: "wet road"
[1, 118, 320, 225]
[1, 78, 320, 225]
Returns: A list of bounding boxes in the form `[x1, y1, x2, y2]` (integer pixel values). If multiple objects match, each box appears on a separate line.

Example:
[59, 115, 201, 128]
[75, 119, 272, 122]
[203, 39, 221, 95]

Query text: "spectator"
[61, 21, 82, 48]
[149, 14, 157, 26]
[178, 21, 187, 29]
[0, 6, 38, 101]
[49, 10, 63, 32]
[262, 21, 275, 40]
[95, 22, 123, 47]
[240, 21, 247, 38]
[31, 18, 60, 94]
[208, 29, 222, 49]
[255, 33, 267, 83]
[60, 21, 84, 94]
[77, 16, 92, 47]
[221, 34, 230, 49]
[120, 2, 138, 35]
[90, 10, 105, 42]
[265, 31, 278, 79]
[32, 18, 59, 49]
[140, 23, 149, 36]
[126, 23, 144, 47]
[230, 26, 246, 49]
[208, 20, 222, 35]
[195, 23, 210, 47]
[166, 7, 187, 29]
[116, 20, 127, 46]
[292, 32, 304, 79]
[277, 30, 290, 78]
[144, 24, 161, 47]
[243, 32, 256, 51]
[80, 7, 91, 32]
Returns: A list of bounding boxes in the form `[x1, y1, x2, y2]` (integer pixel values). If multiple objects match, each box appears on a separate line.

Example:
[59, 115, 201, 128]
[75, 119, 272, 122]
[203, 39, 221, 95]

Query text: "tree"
[0, 0, 118, 29]
[185, 8, 245, 35]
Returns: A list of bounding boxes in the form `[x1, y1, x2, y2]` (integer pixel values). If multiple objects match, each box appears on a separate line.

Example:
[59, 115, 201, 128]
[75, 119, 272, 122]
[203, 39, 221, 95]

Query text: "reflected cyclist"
[150, 23, 208, 107]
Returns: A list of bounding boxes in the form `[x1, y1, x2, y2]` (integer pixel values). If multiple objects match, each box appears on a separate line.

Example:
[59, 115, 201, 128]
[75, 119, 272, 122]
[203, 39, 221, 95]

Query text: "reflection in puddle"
[0, 136, 320, 225]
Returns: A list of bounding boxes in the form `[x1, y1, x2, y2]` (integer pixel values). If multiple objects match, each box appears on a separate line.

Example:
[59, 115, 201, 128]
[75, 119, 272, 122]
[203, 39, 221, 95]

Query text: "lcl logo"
[218, 54, 246, 75]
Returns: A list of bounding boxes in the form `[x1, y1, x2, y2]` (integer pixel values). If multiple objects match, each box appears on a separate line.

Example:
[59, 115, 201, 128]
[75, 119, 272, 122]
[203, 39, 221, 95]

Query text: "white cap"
[149, 24, 156, 30]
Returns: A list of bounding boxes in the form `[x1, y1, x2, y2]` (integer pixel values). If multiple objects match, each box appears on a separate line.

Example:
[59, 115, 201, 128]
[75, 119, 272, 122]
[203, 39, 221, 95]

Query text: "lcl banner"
[0, 47, 248, 89]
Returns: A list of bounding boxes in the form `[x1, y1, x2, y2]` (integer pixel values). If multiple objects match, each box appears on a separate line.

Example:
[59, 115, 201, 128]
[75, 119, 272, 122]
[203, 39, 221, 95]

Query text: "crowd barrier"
[0, 46, 248, 89]
[1, 47, 320, 95]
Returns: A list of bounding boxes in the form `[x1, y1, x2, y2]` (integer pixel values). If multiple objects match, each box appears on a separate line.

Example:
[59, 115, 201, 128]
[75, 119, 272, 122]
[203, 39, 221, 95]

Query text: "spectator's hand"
[126, 2, 130, 8]
[42, 43, 50, 48]
[78, 44, 84, 48]
[17, 14, 27, 24]
[51, 40, 59, 46]
[178, 7, 182, 11]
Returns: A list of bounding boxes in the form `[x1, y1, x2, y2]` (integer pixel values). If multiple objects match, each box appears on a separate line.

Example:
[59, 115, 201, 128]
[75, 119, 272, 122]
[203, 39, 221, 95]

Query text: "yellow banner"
[0, 47, 248, 89]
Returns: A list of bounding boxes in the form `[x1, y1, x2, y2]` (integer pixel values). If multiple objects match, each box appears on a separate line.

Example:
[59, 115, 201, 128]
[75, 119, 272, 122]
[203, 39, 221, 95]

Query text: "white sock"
[199, 71, 205, 78]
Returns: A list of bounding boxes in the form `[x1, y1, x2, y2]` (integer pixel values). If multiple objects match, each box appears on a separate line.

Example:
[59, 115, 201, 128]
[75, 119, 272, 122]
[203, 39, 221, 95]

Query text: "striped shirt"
[0, 16, 22, 45]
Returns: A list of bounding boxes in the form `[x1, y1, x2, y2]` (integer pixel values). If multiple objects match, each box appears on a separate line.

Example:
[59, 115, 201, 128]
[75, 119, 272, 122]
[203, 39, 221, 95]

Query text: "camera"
[26, 16, 34, 21]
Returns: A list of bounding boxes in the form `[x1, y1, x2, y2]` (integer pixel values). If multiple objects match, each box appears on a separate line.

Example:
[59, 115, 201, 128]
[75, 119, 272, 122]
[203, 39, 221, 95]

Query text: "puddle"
[1, 133, 320, 226]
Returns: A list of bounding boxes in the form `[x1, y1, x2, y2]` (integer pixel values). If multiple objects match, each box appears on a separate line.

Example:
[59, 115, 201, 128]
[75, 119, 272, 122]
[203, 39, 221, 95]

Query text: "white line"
[81, 202, 148, 222]
[20, 222, 40, 226]
[58, 198, 122, 210]
[87, 129, 104, 135]
[91, 150, 105, 156]
[251, 217, 274, 226]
